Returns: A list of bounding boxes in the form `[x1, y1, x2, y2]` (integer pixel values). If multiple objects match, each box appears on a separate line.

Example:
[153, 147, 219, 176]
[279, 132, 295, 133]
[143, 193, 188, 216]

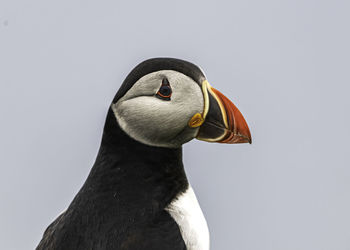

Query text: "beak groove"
[211, 88, 252, 144]
[195, 80, 252, 144]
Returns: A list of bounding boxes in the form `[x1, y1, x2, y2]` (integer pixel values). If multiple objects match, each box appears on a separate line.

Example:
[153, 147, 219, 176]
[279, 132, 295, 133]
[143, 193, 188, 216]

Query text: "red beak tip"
[243, 133, 252, 144]
[237, 136, 252, 144]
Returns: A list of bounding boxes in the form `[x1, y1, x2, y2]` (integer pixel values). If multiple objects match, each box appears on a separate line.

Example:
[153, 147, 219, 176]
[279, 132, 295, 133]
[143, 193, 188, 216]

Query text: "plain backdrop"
[1, 0, 350, 249]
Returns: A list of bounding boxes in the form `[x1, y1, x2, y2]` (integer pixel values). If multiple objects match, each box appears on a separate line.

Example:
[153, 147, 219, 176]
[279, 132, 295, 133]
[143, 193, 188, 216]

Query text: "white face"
[112, 70, 204, 148]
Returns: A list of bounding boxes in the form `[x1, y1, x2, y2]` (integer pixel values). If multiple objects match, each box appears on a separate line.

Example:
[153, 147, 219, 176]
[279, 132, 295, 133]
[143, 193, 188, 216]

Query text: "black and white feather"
[36, 58, 210, 250]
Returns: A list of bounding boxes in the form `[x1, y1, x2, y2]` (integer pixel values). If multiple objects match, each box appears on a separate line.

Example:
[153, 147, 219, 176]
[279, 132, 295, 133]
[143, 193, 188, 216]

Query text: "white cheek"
[114, 97, 199, 147]
[116, 97, 187, 137]
[112, 70, 204, 148]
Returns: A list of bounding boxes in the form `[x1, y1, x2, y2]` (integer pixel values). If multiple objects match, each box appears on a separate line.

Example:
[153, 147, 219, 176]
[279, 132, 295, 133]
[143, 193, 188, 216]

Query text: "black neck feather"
[72, 108, 188, 213]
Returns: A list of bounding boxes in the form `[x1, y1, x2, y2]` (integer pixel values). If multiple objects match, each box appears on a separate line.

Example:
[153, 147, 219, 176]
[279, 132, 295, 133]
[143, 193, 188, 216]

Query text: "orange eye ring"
[156, 78, 172, 100]
[156, 90, 171, 99]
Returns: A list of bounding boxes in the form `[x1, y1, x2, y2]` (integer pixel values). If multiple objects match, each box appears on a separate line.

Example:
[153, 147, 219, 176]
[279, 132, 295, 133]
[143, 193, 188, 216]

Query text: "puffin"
[36, 58, 251, 250]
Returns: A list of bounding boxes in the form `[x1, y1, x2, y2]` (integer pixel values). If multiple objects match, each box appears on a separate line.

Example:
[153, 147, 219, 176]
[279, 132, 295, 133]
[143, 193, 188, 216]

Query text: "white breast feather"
[165, 186, 210, 250]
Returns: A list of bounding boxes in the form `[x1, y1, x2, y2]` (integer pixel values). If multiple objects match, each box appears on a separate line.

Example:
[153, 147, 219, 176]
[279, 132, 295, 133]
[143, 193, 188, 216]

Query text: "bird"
[36, 58, 251, 250]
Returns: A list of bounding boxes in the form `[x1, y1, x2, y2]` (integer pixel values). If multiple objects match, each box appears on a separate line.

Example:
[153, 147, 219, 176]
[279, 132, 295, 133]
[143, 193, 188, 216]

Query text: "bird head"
[111, 58, 251, 148]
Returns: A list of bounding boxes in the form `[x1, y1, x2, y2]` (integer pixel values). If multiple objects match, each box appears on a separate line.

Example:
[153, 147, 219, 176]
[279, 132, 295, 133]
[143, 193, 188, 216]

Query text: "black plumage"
[37, 58, 206, 250]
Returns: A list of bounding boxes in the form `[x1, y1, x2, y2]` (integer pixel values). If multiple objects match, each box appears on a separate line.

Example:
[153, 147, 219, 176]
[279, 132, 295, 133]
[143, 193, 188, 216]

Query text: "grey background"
[1, 0, 349, 249]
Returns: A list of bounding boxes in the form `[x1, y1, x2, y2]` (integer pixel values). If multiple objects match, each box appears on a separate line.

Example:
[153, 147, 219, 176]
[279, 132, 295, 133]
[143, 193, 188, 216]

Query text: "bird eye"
[156, 78, 172, 101]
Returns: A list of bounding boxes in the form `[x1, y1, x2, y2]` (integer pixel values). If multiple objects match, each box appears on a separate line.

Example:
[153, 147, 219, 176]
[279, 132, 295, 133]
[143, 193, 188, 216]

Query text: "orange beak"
[194, 80, 252, 144]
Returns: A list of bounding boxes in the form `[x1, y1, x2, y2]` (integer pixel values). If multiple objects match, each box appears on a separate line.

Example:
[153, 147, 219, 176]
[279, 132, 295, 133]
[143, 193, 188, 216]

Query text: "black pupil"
[160, 86, 171, 96]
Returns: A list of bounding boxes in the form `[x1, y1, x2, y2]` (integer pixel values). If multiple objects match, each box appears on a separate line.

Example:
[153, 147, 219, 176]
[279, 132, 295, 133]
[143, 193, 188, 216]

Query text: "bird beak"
[188, 80, 252, 144]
